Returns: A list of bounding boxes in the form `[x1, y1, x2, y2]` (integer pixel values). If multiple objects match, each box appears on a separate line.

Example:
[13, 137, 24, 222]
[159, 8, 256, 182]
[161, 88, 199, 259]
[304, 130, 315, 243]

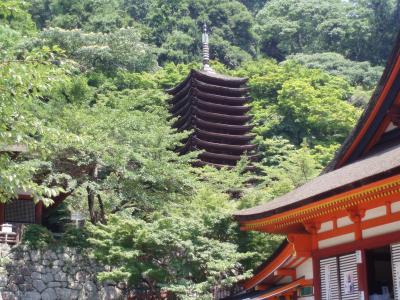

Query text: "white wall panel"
[319, 233, 355, 249]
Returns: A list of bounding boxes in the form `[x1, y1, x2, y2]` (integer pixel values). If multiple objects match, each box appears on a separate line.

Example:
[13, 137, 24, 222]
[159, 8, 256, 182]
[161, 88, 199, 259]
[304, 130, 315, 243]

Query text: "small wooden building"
[167, 25, 257, 168]
[0, 145, 44, 243]
[0, 145, 43, 226]
[0, 192, 43, 225]
[232, 33, 400, 300]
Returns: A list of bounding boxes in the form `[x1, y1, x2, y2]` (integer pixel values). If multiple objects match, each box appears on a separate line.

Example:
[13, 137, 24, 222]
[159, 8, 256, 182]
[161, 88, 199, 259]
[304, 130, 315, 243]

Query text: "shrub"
[22, 225, 55, 249]
[61, 225, 90, 248]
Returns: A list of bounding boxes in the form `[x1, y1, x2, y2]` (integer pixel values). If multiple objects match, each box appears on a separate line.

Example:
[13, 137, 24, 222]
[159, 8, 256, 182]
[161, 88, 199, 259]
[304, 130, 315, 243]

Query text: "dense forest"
[1, 0, 399, 298]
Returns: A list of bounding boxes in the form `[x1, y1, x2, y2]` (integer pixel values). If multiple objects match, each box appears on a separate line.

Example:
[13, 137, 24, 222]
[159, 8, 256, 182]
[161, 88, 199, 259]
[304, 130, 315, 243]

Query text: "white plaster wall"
[298, 297, 314, 300]
[318, 233, 355, 249]
[384, 122, 396, 132]
[392, 201, 400, 213]
[296, 258, 313, 280]
[337, 216, 352, 227]
[318, 221, 333, 233]
[363, 205, 387, 221]
[276, 276, 292, 284]
[362, 220, 400, 239]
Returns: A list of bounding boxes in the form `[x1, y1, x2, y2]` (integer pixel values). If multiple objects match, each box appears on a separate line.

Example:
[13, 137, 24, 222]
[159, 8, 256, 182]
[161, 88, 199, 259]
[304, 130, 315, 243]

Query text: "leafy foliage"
[22, 224, 55, 249]
[287, 52, 384, 89]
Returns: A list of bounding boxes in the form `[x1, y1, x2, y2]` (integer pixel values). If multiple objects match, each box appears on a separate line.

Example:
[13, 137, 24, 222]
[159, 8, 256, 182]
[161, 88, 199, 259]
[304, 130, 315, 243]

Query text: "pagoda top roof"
[166, 69, 247, 95]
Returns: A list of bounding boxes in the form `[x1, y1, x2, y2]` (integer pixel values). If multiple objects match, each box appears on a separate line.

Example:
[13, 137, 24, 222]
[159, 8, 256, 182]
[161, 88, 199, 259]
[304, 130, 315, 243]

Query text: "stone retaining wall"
[0, 244, 125, 300]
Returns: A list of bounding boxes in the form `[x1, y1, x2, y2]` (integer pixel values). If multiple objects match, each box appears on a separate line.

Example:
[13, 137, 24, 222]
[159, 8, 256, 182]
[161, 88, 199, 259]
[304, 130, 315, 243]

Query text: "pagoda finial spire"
[202, 23, 214, 73]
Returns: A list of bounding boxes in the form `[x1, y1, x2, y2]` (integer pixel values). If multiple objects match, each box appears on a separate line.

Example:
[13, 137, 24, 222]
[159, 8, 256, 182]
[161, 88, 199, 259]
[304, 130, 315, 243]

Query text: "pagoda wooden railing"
[0, 223, 24, 245]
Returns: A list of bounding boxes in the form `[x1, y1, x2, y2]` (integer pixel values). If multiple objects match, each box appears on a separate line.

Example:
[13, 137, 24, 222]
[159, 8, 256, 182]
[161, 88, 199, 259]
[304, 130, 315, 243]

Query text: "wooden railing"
[0, 223, 24, 245]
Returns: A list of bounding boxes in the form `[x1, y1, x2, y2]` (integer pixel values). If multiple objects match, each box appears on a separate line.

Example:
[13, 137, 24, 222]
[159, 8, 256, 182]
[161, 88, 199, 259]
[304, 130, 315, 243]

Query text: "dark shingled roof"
[166, 69, 247, 95]
[235, 143, 400, 221]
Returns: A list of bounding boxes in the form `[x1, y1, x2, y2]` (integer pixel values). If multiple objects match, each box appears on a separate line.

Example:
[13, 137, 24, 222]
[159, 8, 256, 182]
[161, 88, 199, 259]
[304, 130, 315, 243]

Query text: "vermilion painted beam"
[274, 269, 296, 279]
[241, 175, 400, 233]
[253, 278, 313, 300]
[316, 210, 400, 242]
[314, 230, 400, 259]
[337, 52, 400, 167]
[243, 243, 294, 290]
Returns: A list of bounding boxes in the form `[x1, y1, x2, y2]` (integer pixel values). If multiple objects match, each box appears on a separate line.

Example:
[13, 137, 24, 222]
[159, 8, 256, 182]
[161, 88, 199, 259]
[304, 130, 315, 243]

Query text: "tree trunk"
[87, 164, 99, 224]
[97, 194, 107, 224]
[87, 185, 96, 224]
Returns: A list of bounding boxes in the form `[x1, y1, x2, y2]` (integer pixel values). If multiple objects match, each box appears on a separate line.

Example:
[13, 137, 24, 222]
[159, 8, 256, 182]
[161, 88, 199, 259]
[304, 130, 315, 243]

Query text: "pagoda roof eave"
[171, 98, 192, 117]
[199, 150, 260, 162]
[195, 89, 251, 105]
[173, 108, 192, 128]
[196, 98, 251, 114]
[194, 108, 252, 124]
[196, 128, 255, 142]
[166, 69, 248, 95]
[194, 79, 248, 97]
[193, 136, 256, 152]
[194, 117, 254, 132]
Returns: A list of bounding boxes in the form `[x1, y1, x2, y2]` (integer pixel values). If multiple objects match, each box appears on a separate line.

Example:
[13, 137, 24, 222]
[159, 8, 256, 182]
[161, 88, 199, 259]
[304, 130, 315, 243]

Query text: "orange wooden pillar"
[357, 249, 369, 300]
[312, 255, 321, 300]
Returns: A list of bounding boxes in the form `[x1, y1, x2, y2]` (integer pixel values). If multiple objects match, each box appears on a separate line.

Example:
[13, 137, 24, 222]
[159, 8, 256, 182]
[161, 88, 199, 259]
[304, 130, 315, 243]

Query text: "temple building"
[167, 25, 257, 168]
[0, 145, 69, 244]
[230, 32, 400, 300]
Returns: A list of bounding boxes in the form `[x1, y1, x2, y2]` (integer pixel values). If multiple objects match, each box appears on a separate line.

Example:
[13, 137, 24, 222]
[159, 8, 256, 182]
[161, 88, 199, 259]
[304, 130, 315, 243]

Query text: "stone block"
[41, 273, 53, 284]
[32, 280, 46, 293]
[47, 282, 61, 288]
[52, 260, 63, 268]
[1, 291, 18, 300]
[18, 283, 34, 293]
[54, 272, 67, 282]
[55, 287, 71, 300]
[20, 267, 31, 276]
[41, 288, 56, 300]
[102, 286, 122, 300]
[30, 251, 41, 263]
[75, 271, 87, 283]
[30, 272, 41, 280]
[22, 291, 41, 300]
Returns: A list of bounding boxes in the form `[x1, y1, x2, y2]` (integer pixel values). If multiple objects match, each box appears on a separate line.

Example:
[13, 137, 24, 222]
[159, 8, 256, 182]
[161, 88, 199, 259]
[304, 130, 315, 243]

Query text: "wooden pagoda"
[228, 32, 400, 300]
[167, 25, 257, 169]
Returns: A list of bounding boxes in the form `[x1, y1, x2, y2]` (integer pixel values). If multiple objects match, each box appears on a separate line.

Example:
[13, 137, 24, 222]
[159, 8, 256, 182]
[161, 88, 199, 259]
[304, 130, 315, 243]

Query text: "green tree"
[26, 27, 158, 73]
[287, 52, 383, 89]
